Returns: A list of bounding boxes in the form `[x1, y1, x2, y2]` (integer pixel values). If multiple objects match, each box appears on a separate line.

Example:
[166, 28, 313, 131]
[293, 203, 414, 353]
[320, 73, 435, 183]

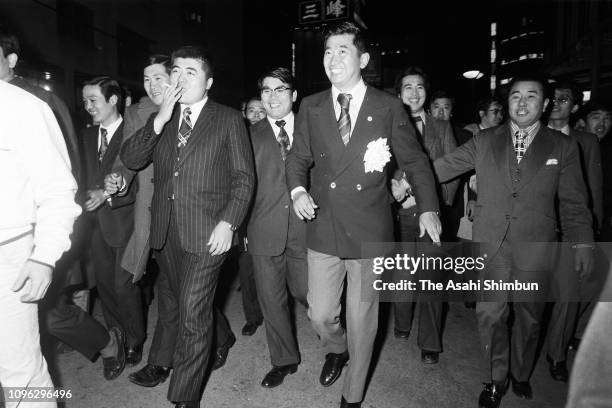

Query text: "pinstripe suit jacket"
[120, 99, 255, 253]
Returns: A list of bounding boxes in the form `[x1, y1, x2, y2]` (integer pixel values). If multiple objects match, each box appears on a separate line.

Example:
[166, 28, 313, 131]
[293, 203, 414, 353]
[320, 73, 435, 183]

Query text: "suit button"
[330, 182, 336, 189]
[174, 171, 179, 177]
[356, 184, 362, 191]
[284, 205, 289, 209]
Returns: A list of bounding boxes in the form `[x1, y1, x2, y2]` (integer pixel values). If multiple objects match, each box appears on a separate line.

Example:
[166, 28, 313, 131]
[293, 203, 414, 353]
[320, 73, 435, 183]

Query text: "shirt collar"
[412, 111, 427, 125]
[510, 120, 540, 137]
[100, 116, 123, 139]
[180, 96, 208, 125]
[331, 78, 367, 108]
[267, 111, 294, 131]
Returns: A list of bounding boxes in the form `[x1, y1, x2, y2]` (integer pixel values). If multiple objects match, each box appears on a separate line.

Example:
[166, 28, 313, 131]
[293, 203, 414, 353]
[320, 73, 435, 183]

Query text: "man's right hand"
[153, 82, 184, 134]
[292, 191, 318, 220]
[466, 200, 476, 221]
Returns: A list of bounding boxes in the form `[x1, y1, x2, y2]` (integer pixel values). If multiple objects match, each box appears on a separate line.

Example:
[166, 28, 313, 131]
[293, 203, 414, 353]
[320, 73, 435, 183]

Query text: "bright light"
[463, 70, 484, 79]
[42, 85, 51, 91]
[583, 90, 591, 102]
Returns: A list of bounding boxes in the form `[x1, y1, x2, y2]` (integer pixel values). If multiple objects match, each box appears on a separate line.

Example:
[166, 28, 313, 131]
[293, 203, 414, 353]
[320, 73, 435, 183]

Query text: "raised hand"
[154, 82, 184, 134]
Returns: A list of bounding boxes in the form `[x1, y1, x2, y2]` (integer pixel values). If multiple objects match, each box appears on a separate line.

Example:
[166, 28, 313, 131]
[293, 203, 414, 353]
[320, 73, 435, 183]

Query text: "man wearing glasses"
[546, 80, 602, 383]
[246, 67, 308, 389]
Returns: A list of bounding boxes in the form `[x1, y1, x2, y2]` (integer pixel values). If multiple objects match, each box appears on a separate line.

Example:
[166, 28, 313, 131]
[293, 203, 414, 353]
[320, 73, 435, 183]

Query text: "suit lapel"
[491, 124, 513, 191]
[516, 125, 554, 190]
[311, 91, 345, 174]
[175, 100, 217, 169]
[101, 122, 124, 172]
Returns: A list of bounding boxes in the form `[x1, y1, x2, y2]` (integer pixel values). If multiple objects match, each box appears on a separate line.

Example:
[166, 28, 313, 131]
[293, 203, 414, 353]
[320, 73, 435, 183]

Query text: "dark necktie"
[413, 115, 423, 136]
[98, 127, 108, 163]
[177, 107, 193, 148]
[514, 129, 527, 162]
[275, 120, 290, 161]
[337, 93, 352, 146]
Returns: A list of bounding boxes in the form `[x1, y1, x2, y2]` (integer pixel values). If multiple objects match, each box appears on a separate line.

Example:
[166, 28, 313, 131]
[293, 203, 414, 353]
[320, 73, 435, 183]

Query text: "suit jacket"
[247, 119, 306, 256]
[82, 123, 137, 248]
[286, 86, 439, 259]
[120, 99, 255, 253]
[570, 129, 603, 231]
[434, 122, 593, 270]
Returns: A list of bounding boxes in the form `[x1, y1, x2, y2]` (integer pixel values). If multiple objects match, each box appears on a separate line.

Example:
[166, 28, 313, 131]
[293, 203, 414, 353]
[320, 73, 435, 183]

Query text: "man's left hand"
[85, 189, 106, 211]
[11, 260, 53, 302]
[574, 245, 594, 281]
[207, 221, 234, 256]
[419, 211, 442, 244]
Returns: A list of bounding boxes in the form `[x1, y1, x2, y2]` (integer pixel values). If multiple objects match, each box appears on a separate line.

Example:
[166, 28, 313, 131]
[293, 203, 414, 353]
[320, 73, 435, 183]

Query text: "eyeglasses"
[487, 108, 503, 115]
[261, 86, 292, 97]
[552, 96, 571, 105]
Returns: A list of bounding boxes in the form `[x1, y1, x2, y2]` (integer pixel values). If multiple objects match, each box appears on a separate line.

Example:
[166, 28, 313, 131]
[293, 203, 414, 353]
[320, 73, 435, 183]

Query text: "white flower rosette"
[363, 137, 391, 173]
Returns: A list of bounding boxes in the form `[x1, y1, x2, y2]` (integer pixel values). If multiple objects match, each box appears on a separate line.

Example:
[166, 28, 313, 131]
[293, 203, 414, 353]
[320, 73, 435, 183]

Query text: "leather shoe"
[546, 355, 568, 382]
[393, 328, 410, 339]
[511, 378, 533, 400]
[320, 351, 349, 387]
[102, 327, 126, 380]
[478, 382, 506, 408]
[241, 321, 262, 336]
[126, 345, 143, 366]
[174, 402, 199, 408]
[340, 396, 361, 407]
[211, 333, 236, 371]
[261, 363, 298, 388]
[128, 363, 170, 387]
[421, 350, 439, 364]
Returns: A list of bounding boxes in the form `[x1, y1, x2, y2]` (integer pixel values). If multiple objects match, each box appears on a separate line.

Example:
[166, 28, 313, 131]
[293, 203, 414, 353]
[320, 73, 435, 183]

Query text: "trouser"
[0, 233, 56, 408]
[238, 248, 263, 325]
[307, 249, 378, 404]
[147, 216, 229, 402]
[251, 245, 307, 367]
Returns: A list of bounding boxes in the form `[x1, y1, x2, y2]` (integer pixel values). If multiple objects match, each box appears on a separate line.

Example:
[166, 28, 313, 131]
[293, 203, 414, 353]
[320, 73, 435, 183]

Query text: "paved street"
[44, 271, 570, 408]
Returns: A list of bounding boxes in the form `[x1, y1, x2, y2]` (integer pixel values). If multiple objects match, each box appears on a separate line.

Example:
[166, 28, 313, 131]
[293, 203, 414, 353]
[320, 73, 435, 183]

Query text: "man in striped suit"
[121, 46, 255, 408]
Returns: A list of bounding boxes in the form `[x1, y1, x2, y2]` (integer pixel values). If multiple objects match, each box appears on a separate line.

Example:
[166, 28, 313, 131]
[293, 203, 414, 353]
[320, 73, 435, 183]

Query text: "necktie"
[275, 120, 290, 160]
[514, 129, 527, 162]
[98, 127, 108, 162]
[177, 107, 193, 148]
[337, 93, 352, 146]
[413, 115, 423, 136]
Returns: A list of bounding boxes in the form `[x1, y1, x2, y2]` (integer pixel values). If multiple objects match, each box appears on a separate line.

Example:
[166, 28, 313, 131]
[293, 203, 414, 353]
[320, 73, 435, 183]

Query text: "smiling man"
[434, 75, 593, 408]
[286, 23, 440, 408]
[121, 46, 254, 408]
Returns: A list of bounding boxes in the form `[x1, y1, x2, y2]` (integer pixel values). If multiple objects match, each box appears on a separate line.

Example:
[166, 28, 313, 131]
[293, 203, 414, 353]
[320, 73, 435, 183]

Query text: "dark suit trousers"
[476, 241, 550, 383]
[251, 234, 308, 367]
[91, 227, 145, 348]
[393, 209, 444, 352]
[238, 248, 263, 325]
[147, 215, 228, 402]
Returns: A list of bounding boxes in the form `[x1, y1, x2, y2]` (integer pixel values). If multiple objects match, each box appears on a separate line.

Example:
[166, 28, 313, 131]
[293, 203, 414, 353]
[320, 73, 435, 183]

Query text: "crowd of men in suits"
[1, 20, 612, 408]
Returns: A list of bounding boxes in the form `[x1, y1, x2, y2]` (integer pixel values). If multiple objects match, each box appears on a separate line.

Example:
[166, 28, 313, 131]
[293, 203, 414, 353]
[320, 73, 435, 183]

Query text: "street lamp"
[462, 70, 484, 79]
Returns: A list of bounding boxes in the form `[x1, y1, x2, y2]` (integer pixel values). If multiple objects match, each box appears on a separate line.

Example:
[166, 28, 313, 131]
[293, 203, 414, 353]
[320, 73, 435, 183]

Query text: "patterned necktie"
[177, 107, 193, 148]
[98, 127, 108, 162]
[275, 120, 290, 161]
[514, 129, 527, 163]
[337, 93, 352, 146]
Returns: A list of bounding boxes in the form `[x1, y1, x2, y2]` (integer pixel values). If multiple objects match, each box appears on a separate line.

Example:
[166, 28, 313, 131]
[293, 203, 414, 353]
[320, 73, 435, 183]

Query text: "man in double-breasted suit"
[246, 67, 308, 389]
[434, 75, 593, 408]
[286, 22, 441, 408]
[80, 76, 145, 375]
[121, 46, 254, 408]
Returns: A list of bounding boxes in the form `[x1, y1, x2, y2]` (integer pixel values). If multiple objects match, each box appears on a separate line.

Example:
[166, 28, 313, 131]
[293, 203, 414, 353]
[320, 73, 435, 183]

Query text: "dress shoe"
[421, 350, 439, 364]
[340, 396, 361, 407]
[261, 363, 298, 388]
[546, 355, 568, 382]
[241, 321, 262, 336]
[102, 327, 126, 380]
[211, 333, 236, 371]
[320, 351, 349, 387]
[174, 402, 199, 408]
[511, 378, 533, 399]
[393, 328, 410, 339]
[128, 363, 170, 387]
[126, 345, 143, 366]
[478, 382, 506, 408]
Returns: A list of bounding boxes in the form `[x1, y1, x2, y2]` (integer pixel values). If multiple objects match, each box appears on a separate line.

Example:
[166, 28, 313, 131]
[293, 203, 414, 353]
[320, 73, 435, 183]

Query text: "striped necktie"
[337, 93, 352, 146]
[514, 129, 527, 162]
[98, 127, 108, 163]
[275, 119, 290, 160]
[177, 107, 193, 148]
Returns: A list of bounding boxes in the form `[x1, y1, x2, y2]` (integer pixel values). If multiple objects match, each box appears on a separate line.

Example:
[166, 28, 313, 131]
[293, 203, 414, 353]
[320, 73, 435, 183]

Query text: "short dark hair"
[83, 76, 123, 110]
[477, 96, 503, 113]
[429, 90, 455, 109]
[257, 67, 295, 91]
[552, 80, 583, 106]
[145, 54, 171, 74]
[580, 99, 612, 118]
[171, 46, 214, 77]
[0, 26, 20, 57]
[394, 66, 430, 94]
[508, 74, 549, 99]
[323, 22, 368, 55]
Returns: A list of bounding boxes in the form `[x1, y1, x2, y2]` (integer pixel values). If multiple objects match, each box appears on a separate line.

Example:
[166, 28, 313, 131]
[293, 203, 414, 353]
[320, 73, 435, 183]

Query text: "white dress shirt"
[180, 96, 208, 127]
[331, 79, 367, 137]
[267, 111, 295, 146]
[98, 115, 123, 149]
